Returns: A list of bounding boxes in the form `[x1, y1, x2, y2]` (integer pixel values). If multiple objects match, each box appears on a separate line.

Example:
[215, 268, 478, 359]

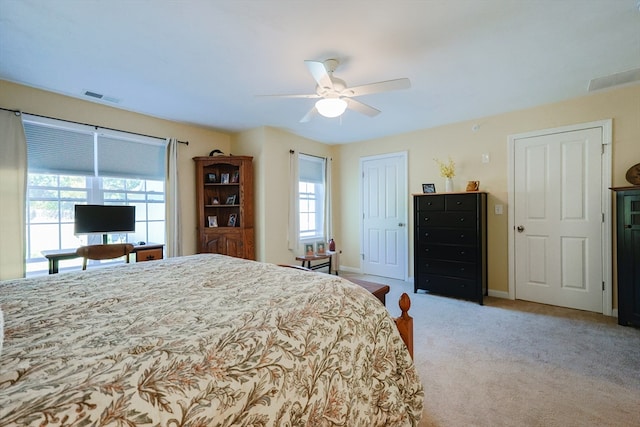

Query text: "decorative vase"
[445, 178, 454, 192]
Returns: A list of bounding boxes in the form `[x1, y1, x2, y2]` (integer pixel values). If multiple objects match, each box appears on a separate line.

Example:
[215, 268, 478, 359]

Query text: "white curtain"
[0, 110, 27, 279]
[324, 156, 333, 242]
[165, 138, 182, 257]
[287, 150, 300, 252]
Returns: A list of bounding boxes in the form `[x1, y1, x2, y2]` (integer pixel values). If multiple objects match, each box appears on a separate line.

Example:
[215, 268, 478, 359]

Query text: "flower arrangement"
[434, 157, 455, 178]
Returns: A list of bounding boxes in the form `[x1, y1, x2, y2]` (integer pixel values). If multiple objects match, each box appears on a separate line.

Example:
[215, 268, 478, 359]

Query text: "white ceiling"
[1, 0, 639, 144]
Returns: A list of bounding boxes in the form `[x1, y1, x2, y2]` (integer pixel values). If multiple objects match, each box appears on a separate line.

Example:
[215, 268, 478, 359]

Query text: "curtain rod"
[0, 106, 189, 145]
[290, 149, 331, 161]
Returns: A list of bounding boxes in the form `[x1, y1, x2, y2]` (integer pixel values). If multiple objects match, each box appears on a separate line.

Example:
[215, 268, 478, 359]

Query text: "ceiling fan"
[261, 59, 411, 123]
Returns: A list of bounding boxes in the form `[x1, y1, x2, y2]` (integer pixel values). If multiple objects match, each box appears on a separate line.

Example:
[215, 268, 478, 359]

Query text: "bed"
[0, 254, 423, 426]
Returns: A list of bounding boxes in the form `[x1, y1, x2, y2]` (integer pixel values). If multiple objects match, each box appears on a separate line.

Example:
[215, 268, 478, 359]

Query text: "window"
[23, 115, 166, 274]
[298, 154, 326, 241]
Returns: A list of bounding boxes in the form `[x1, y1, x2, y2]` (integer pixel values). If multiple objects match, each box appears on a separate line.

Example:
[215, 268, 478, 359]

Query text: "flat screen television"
[74, 204, 135, 244]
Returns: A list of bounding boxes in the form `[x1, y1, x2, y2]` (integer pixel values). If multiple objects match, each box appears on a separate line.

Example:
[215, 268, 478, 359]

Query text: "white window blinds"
[97, 135, 166, 180]
[24, 122, 95, 176]
[299, 154, 325, 184]
[23, 115, 166, 180]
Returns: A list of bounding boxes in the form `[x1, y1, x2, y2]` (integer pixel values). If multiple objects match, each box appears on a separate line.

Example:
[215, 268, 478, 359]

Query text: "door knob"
[398, 223, 406, 227]
[517, 225, 525, 233]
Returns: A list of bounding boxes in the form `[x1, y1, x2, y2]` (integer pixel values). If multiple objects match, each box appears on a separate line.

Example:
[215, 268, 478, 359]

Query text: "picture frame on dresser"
[422, 183, 436, 193]
[221, 173, 230, 184]
[226, 195, 237, 205]
[228, 213, 237, 227]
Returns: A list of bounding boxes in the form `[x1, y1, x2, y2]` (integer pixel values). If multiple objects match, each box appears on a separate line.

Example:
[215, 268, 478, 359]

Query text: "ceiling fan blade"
[345, 78, 411, 97]
[305, 60, 334, 90]
[345, 98, 380, 117]
[299, 106, 318, 123]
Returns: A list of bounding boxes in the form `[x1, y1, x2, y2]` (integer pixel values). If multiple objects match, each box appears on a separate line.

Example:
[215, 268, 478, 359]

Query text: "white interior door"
[513, 127, 604, 312]
[361, 152, 407, 280]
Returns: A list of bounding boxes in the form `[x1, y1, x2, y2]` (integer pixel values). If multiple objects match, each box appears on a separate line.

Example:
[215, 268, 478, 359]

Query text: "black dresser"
[413, 192, 487, 304]
[612, 187, 640, 327]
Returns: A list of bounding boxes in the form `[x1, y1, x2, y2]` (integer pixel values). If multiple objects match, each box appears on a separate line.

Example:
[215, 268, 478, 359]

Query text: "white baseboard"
[488, 289, 510, 299]
[338, 265, 361, 274]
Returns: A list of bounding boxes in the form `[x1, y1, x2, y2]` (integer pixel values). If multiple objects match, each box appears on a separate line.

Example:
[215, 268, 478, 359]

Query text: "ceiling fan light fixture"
[315, 98, 347, 118]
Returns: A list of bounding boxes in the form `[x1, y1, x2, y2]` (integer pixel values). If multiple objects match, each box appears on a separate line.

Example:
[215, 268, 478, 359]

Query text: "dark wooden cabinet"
[612, 187, 640, 327]
[194, 156, 254, 260]
[413, 192, 487, 304]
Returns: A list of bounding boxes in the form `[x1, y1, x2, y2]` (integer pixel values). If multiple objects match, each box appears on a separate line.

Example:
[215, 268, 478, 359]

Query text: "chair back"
[75, 243, 135, 270]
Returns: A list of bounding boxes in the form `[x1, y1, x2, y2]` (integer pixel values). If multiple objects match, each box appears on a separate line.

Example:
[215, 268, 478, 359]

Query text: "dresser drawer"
[416, 244, 477, 262]
[416, 259, 476, 279]
[417, 211, 476, 227]
[135, 248, 163, 262]
[445, 194, 478, 211]
[415, 274, 478, 300]
[416, 195, 444, 211]
[416, 227, 477, 245]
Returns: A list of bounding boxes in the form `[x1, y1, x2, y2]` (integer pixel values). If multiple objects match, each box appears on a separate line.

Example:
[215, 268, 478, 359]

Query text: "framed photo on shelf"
[207, 173, 217, 183]
[316, 241, 326, 255]
[231, 170, 240, 183]
[228, 213, 237, 227]
[221, 173, 230, 184]
[226, 194, 237, 205]
[422, 183, 436, 193]
[304, 243, 315, 257]
[207, 215, 218, 227]
[211, 196, 220, 205]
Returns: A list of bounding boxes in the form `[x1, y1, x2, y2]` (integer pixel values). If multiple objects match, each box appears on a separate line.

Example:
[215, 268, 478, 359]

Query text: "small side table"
[295, 251, 337, 274]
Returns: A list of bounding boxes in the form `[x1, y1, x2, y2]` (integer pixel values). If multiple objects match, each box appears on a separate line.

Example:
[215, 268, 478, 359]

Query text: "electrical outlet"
[494, 204, 503, 215]
[482, 153, 490, 163]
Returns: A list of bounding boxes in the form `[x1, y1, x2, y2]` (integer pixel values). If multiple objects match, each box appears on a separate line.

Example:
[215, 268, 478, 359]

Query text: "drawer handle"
[427, 202, 433, 206]
[424, 232, 430, 237]
[460, 234, 465, 238]
[459, 267, 465, 272]
[425, 263, 430, 268]
[460, 251, 466, 255]
[424, 217, 430, 221]
[459, 217, 465, 222]
[424, 248, 430, 252]
[456, 201, 462, 205]
[146, 255, 155, 260]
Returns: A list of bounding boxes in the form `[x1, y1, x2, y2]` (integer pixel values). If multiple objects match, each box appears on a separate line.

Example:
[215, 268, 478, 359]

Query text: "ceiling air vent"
[84, 90, 103, 99]
[588, 68, 640, 92]
[83, 90, 121, 103]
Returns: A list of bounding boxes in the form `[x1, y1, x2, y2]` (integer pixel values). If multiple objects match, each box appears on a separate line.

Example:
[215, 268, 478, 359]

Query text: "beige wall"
[233, 127, 335, 264]
[0, 80, 232, 255]
[4, 79, 639, 302]
[335, 84, 640, 299]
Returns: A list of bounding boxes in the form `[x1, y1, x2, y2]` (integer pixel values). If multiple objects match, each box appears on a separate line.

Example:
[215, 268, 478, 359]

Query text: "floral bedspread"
[0, 254, 423, 426]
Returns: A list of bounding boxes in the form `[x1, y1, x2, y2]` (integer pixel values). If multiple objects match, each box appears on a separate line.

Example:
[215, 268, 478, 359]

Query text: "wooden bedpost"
[394, 293, 414, 359]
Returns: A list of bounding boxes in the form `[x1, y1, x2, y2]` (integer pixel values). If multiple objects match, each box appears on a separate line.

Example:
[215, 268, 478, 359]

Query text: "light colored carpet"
[342, 273, 640, 427]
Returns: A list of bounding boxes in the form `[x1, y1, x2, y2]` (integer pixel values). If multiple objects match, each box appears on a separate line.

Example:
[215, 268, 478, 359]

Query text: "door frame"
[507, 119, 612, 316]
[359, 151, 409, 280]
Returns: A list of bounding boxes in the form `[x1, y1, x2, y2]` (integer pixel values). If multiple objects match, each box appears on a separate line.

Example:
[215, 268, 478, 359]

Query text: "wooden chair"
[75, 243, 135, 270]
